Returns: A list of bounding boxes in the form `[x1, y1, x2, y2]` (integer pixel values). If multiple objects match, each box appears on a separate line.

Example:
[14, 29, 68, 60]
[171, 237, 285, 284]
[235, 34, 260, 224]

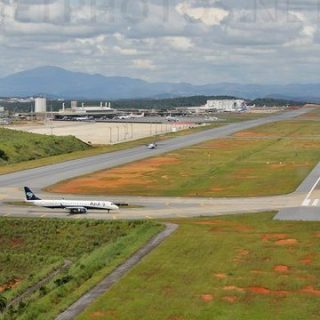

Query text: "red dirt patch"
[222, 296, 238, 303]
[201, 294, 214, 302]
[261, 233, 288, 241]
[234, 249, 250, 262]
[210, 188, 225, 192]
[10, 238, 24, 247]
[314, 232, 320, 238]
[273, 265, 289, 272]
[248, 287, 289, 296]
[89, 310, 117, 318]
[49, 156, 179, 194]
[194, 220, 227, 225]
[300, 254, 314, 265]
[223, 286, 245, 293]
[276, 239, 298, 246]
[234, 225, 254, 232]
[0, 278, 22, 293]
[300, 286, 320, 296]
[215, 273, 227, 279]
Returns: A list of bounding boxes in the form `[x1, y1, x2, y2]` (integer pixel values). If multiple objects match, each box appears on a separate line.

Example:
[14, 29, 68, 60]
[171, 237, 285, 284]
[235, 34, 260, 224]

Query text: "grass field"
[0, 123, 222, 176]
[78, 212, 320, 320]
[48, 114, 320, 197]
[0, 128, 90, 166]
[0, 112, 270, 176]
[0, 218, 162, 320]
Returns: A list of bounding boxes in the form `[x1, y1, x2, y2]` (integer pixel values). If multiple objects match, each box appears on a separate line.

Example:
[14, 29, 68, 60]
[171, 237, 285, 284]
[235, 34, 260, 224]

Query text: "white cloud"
[133, 59, 156, 70]
[176, 2, 229, 26]
[163, 36, 193, 50]
[0, 0, 320, 84]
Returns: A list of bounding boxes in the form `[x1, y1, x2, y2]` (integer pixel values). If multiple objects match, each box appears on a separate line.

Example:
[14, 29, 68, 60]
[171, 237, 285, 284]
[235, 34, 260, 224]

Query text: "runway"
[0, 193, 305, 220]
[275, 162, 320, 221]
[0, 107, 317, 220]
[0, 108, 309, 192]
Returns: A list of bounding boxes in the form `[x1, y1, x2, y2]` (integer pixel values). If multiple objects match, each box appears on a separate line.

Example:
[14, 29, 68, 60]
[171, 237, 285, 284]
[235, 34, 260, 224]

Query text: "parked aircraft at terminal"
[24, 187, 119, 214]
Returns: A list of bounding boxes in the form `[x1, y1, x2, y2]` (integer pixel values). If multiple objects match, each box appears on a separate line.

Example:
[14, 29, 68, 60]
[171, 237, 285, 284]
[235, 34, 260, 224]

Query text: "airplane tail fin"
[24, 187, 41, 201]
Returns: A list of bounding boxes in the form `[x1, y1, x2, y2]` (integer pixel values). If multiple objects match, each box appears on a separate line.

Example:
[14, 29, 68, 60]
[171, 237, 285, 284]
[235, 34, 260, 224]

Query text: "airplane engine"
[69, 208, 88, 214]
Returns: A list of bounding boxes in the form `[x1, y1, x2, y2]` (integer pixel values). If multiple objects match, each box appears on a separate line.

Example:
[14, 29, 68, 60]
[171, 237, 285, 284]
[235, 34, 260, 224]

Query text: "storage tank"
[35, 97, 47, 113]
[71, 100, 78, 110]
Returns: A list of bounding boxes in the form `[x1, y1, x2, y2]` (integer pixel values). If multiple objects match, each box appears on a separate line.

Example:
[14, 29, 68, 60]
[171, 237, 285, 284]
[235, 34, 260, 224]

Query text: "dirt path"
[55, 223, 178, 320]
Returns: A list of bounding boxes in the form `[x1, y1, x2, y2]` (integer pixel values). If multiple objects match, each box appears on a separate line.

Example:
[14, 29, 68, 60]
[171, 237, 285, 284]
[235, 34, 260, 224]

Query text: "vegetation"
[49, 117, 320, 197]
[0, 128, 89, 165]
[0, 112, 267, 176]
[0, 218, 162, 319]
[78, 212, 320, 320]
[251, 98, 305, 107]
[0, 124, 221, 175]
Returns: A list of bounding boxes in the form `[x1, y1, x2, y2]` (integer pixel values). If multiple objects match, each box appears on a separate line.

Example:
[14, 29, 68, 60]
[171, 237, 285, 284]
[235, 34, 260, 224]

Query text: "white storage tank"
[35, 97, 47, 113]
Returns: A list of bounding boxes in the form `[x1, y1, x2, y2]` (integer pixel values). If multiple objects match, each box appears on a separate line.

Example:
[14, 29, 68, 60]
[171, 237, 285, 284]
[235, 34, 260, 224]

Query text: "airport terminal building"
[201, 99, 246, 112]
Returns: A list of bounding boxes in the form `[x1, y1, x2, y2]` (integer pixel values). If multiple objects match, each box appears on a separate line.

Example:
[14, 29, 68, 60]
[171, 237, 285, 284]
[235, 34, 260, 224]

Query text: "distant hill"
[0, 66, 319, 101]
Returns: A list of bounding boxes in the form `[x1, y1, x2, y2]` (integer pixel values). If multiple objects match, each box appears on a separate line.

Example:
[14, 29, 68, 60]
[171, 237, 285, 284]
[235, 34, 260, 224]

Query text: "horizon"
[2, 65, 320, 87]
[1, 1, 320, 85]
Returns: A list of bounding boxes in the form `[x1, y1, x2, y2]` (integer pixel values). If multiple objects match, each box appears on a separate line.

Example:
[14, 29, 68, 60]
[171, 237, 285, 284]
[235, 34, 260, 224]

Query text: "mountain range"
[0, 66, 319, 102]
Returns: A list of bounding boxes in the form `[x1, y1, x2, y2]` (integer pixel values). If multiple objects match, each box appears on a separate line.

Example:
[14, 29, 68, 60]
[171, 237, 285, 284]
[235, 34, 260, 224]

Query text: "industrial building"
[60, 101, 113, 114]
[201, 99, 247, 112]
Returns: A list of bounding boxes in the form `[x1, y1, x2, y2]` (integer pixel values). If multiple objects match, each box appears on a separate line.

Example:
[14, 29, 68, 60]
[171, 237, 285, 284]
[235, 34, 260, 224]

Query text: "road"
[0, 107, 317, 220]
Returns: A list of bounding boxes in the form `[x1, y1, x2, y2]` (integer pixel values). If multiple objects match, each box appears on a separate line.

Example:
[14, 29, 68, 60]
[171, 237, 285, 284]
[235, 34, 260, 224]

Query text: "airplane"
[24, 187, 119, 214]
[118, 113, 145, 120]
[147, 142, 157, 149]
[129, 112, 145, 119]
[74, 116, 89, 121]
[166, 115, 179, 122]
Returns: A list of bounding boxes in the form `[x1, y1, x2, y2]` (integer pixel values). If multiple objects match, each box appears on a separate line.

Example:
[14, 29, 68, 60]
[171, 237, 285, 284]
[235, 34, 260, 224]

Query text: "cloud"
[0, 0, 320, 85]
[176, 1, 229, 26]
[133, 59, 156, 70]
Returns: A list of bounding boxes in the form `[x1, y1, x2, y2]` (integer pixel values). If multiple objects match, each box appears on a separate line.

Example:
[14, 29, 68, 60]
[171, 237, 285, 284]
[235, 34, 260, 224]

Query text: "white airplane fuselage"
[26, 199, 119, 213]
[24, 187, 119, 214]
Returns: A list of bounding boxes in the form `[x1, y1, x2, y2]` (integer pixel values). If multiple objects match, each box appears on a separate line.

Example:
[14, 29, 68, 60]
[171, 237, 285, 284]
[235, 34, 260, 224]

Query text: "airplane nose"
[113, 205, 119, 210]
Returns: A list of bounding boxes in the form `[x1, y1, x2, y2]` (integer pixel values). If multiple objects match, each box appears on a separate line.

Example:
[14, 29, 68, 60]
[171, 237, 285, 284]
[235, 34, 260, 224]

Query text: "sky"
[0, 0, 320, 84]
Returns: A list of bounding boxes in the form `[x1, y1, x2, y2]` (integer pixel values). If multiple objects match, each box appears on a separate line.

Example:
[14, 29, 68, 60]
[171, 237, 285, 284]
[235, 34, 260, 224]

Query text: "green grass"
[0, 128, 90, 169]
[50, 118, 320, 197]
[0, 218, 162, 319]
[0, 112, 269, 176]
[0, 123, 223, 174]
[78, 213, 320, 320]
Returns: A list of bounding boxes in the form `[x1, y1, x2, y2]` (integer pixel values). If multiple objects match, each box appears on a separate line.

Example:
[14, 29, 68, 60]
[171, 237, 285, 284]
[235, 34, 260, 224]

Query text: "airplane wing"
[65, 207, 88, 214]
